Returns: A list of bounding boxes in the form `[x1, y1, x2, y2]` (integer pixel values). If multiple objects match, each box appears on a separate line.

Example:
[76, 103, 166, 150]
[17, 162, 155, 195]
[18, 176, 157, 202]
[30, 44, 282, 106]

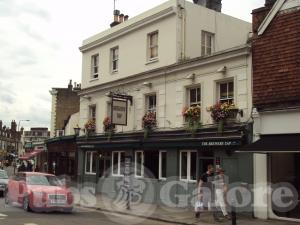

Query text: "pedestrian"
[195, 164, 214, 219]
[34, 165, 39, 172]
[26, 161, 33, 172]
[214, 168, 230, 220]
[18, 162, 26, 172]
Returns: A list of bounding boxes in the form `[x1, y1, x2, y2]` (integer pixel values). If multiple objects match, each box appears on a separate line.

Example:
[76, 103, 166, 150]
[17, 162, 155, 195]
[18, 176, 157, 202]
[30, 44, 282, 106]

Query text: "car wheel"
[23, 196, 32, 212]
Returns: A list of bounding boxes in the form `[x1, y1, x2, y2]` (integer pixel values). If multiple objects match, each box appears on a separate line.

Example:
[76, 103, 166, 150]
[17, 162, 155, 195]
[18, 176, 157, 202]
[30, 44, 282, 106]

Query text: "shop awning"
[19, 150, 43, 160]
[237, 134, 300, 153]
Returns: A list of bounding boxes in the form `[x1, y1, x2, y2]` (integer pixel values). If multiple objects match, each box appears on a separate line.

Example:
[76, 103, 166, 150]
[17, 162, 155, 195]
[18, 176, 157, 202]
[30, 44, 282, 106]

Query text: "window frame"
[159, 150, 167, 180]
[217, 80, 234, 104]
[112, 151, 125, 177]
[145, 93, 157, 113]
[91, 54, 99, 79]
[85, 151, 97, 175]
[201, 31, 214, 56]
[179, 150, 197, 182]
[147, 31, 159, 61]
[111, 46, 119, 73]
[134, 151, 144, 178]
[187, 86, 201, 107]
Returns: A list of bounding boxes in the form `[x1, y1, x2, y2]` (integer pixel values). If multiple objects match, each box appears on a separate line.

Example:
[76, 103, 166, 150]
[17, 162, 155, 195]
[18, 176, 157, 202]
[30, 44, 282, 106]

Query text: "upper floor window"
[148, 31, 158, 60]
[201, 31, 214, 56]
[146, 94, 156, 113]
[218, 81, 234, 104]
[89, 105, 96, 121]
[56, 130, 64, 137]
[111, 47, 119, 73]
[188, 87, 201, 107]
[91, 54, 99, 79]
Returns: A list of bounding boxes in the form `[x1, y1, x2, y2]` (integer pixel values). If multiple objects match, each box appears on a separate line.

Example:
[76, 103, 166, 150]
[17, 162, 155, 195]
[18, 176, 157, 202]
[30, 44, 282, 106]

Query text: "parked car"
[5, 172, 73, 213]
[0, 170, 8, 197]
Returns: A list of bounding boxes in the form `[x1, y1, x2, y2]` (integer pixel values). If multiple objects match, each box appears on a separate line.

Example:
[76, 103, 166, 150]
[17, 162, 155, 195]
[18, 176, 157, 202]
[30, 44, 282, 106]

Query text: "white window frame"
[111, 46, 119, 73]
[135, 151, 144, 178]
[159, 151, 167, 180]
[187, 86, 201, 107]
[218, 80, 234, 104]
[201, 31, 214, 56]
[85, 151, 97, 175]
[91, 54, 99, 79]
[145, 94, 157, 113]
[112, 151, 125, 176]
[179, 150, 197, 182]
[147, 31, 158, 61]
[89, 105, 96, 120]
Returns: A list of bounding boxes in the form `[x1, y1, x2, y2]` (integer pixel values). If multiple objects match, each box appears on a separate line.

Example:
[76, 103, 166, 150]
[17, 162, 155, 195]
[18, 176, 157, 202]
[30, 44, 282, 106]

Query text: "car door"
[17, 173, 26, 204]
[8, 174, 19, 202]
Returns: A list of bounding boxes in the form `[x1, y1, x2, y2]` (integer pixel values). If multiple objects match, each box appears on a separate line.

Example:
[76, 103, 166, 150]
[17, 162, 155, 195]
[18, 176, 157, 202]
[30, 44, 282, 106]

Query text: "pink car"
[5, 172, 73, 213]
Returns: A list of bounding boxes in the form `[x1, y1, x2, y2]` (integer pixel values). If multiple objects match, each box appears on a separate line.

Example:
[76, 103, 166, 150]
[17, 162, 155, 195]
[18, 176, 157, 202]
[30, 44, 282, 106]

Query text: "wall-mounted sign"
[201, 140, 241, 147]
[111, 99, 128, 125]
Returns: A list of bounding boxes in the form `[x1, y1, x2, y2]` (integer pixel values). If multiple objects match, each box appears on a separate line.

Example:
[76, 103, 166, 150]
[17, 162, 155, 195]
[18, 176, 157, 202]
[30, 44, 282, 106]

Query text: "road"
[0, 198, 173, 225]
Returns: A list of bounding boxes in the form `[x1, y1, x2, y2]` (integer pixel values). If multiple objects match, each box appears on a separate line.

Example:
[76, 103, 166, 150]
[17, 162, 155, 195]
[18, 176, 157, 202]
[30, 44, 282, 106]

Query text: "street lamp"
[18, 119, 30, 131]
[73, 125, 81, 136]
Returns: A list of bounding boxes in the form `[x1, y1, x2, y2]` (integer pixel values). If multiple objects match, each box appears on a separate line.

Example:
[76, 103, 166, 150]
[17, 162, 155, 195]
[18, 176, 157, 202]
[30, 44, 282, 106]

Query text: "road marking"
[0, 213, 7, 217]
[24, 223, 38, 225]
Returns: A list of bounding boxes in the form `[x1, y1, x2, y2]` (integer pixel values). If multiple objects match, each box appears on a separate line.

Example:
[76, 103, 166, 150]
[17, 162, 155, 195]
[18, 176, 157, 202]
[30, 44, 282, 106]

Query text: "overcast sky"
[0, 0, 264, 130]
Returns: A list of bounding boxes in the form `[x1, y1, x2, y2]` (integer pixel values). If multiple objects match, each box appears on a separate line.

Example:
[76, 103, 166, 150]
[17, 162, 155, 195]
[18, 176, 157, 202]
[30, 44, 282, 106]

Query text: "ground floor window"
[85, 151, 97, 174]
[180, 150, 197, 182]
[135, 151, 144, 177]
[112, 151, 125, 176]
[144, 151, 159, 179]
[271, 153, 300, 219]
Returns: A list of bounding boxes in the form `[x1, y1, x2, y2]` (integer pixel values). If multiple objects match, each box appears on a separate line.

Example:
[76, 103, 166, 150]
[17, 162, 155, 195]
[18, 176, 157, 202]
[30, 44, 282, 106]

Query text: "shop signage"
[111, 99, 128, 125]
[201, 140, 240, 146]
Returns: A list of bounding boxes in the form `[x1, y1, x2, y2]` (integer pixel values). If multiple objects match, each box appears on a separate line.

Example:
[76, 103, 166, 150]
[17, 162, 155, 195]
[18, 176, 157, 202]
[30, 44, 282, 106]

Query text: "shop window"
[85, 151, 97, 174]
[135, 151, 144, 177]
[180, 150, 197, 182]
[144, 151, 159, 179]
[159, 151, 167, 180]
[218, 81, 234, 104]
[112, 151, 125, 176]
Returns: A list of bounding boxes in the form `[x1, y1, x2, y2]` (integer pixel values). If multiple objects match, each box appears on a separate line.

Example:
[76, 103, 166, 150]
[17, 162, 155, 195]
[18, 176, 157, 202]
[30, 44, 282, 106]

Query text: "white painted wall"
[79, 47, 252, 134]
[64, 112, 80, 136]
[80, 0, 251, 90]
[49, 89, 58, 138]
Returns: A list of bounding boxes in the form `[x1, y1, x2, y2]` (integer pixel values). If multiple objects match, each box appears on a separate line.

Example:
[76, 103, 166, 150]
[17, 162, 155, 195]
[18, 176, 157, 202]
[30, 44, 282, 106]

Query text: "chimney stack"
[110, 10, 120, 27]
[124, 15, 129, 21]
[265, 0, 276, 7]
[193, 0, 222, 12]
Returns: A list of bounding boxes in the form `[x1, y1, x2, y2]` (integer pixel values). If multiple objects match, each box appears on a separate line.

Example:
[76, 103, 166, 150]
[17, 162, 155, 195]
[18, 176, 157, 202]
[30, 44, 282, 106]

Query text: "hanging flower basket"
[84, 119, 96, 136]
[182, 105, 202, 136]
[142, 112, 157, 139]
[103, 117, 115, 141]
[207, 102, 239, 132]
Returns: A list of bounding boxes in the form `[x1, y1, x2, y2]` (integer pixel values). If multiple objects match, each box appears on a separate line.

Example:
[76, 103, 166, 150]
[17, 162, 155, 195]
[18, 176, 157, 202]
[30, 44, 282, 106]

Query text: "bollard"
[231, 202, 237, 225]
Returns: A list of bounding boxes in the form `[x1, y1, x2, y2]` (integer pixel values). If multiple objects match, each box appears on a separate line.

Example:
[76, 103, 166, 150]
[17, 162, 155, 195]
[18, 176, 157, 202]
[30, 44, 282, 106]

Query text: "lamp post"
[74, 125, 81, 136]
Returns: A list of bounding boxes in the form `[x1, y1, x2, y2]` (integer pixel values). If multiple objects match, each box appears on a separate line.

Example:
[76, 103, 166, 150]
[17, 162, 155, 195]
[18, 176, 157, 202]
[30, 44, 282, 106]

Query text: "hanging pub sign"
[111, 98, 128, 125]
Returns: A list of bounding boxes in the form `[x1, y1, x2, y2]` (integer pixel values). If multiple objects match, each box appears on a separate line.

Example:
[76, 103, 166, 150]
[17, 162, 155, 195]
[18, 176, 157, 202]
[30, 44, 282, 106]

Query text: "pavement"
[78, 194, 300, 225]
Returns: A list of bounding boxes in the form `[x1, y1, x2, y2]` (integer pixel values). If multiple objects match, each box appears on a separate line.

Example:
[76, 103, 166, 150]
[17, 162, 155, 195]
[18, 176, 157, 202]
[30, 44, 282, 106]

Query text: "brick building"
[49, 80, 81, 138]
[241, 0, 300, 221]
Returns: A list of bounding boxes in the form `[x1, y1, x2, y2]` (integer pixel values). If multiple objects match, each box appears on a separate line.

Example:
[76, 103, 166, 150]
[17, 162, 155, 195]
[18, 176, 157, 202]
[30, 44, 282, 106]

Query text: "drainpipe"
[178, 2, 186, 61]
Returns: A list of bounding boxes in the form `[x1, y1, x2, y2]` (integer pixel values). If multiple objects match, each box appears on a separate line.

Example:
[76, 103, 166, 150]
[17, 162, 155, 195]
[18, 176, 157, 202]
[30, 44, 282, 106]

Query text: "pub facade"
[77, 0, 254, 208]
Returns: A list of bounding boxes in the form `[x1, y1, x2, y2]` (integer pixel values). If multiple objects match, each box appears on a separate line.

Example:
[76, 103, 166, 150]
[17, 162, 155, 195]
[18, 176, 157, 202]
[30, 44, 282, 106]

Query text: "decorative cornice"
[78, 44, 250, 96]
[79, 6, 177, 52]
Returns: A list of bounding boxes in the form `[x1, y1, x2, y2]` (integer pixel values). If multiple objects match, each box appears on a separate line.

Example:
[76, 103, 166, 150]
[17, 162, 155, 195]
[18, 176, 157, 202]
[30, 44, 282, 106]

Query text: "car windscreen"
[0, 171, 8, 179]
[27, 175, 63, 186]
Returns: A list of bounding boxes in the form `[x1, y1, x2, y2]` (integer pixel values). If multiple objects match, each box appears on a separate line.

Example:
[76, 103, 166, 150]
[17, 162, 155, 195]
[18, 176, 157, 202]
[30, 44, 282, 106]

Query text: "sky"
[0, 0, 264, 130]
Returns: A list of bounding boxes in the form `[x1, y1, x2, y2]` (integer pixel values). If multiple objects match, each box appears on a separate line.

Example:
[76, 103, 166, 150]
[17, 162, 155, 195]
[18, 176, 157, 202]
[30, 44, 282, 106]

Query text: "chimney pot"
[119, 14, 124, 23]
[124, 15, 129, 21]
